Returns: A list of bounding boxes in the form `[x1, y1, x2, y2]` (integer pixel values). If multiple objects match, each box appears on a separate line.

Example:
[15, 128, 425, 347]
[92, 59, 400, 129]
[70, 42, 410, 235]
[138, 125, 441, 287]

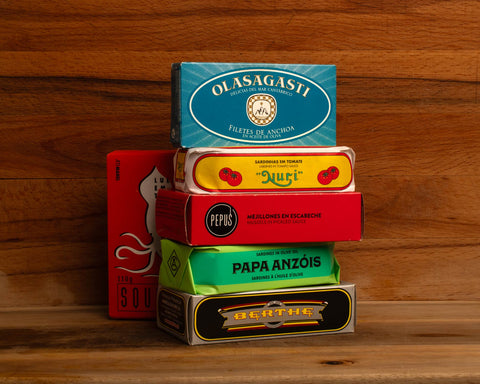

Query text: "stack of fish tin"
[155, 62, 363, 344]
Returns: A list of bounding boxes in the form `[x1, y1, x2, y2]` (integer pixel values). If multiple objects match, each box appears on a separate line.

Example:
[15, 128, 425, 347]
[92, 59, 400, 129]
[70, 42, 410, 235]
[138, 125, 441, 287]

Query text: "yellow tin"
[174, 147, 355, 193]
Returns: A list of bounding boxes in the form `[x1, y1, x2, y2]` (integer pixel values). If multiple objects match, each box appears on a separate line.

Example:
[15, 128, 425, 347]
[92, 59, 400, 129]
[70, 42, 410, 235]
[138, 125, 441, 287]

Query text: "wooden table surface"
[1, 1, 480, 309]
[1, 301, 479, 383]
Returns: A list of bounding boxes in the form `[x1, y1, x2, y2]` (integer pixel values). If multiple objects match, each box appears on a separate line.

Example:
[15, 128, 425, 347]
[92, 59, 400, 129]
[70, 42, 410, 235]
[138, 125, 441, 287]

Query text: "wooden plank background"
[0, 1, 479, 306]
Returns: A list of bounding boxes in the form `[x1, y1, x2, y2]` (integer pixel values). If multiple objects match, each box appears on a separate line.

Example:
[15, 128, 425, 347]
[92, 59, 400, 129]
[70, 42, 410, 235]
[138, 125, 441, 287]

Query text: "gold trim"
[194, 288, 352, 341]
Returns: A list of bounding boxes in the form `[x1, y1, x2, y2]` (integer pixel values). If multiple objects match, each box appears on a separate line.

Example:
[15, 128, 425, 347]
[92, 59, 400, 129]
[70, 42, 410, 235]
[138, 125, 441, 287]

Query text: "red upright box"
[107, 150, 176, 319]
[156, 190, 363, 246]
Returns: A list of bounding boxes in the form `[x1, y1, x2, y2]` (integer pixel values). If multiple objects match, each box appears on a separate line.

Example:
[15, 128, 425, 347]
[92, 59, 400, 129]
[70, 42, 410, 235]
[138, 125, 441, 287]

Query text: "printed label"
[167, 250, 181, 277]
[189, 68, 332, 144]
[157, 289, 186, 335]
[189, 245, 337, 287]
[117, 283, 155, 312]
[194, 288, 352, 341]
[204, 203, 238, 237]
[219, 300, 327, 330]
[247, 94, 277, 126]
[114, 166, 172, 277]
[108, 150, 176, 318]
[193, 153, 352, 192]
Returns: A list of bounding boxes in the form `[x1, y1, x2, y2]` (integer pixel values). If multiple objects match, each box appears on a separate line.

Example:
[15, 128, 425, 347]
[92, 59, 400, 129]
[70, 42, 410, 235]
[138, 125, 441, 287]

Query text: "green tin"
[160, 239, 340, 295]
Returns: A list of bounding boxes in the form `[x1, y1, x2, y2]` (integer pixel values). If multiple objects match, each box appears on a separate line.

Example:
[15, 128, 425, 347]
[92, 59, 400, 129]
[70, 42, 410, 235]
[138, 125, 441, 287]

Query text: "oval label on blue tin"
[189, 69, 332, 144]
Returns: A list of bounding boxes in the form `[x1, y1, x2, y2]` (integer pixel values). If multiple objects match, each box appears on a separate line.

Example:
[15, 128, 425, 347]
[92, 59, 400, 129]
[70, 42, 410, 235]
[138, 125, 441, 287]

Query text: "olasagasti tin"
[171, 63, 336, 147]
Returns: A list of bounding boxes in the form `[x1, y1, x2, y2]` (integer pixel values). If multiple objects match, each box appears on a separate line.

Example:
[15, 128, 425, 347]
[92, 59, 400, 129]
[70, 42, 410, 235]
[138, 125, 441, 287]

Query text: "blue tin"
[171, 63, 336, 147]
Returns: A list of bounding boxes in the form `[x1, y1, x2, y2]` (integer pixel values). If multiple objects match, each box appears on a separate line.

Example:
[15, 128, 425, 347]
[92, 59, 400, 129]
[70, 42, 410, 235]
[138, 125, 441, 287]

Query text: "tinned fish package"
[159, 239, 340, 295]
[107, 150, 176, 319]
[156, 190, 363, 246]
[157, 282, 355, 345]
[174, 146, 354, 194]
[171, 62, 336, 147]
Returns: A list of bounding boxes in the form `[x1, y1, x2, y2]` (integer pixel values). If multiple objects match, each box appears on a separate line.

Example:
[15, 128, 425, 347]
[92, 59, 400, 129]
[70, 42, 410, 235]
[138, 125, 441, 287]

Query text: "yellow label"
[193, 153, 352, 191]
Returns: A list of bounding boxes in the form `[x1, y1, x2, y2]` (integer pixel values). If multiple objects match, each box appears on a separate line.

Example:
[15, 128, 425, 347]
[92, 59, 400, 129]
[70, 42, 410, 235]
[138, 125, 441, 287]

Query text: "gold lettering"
[252, 75, 263, 86]
[233, 312, 247, 320]
[249, 310, 260, 320]
[287, 307, 300, 316]
[222, 80, 230, 92]
[211, 74, 310, 97]
[212, 84, 223, 96]
[302, 307, 314, 317]
[286, 78, 296, 90]
[275, 76, 286, 88]
[261, 309, 274, 318]
[296, 83, 305, 94]
[232, 77, 243, 89]
[264, 74, 274, 86]
[242, 74, 252, 86]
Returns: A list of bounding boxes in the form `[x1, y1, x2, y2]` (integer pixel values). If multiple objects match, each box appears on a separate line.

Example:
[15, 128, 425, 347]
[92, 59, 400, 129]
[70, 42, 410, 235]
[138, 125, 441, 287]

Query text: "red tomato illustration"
[328, 166, 339, 180]
[317, 170, 332, 185]
[219, 167, 232, 181]
[227, 171, 243, 186]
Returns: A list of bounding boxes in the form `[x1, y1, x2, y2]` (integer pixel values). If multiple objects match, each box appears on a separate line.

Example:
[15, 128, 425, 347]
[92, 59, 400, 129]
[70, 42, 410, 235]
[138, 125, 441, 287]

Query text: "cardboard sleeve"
[159, 239, 340, 295]
[174, 146, 355, 194]
[157, 282, 355, 345]
[170, 63, 336, 148]
[107, 150, 176, 319]
[156, 190, 363, 246]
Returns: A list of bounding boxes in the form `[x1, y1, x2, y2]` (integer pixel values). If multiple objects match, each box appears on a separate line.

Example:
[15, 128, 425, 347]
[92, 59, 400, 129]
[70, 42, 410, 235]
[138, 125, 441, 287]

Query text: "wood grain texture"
[1, 1, 479, 51]
[336, 239, 480, 300]
[0, 1, 479, 306]
[0, 303, 479, 383]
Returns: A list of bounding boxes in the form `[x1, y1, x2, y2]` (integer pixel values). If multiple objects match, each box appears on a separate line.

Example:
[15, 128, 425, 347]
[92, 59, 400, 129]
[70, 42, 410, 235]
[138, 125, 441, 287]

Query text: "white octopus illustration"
[114, 166, 171, 277]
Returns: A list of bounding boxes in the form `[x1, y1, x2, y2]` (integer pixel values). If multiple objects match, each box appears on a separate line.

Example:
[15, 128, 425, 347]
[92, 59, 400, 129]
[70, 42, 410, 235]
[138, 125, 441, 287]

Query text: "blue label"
[188, 68, 333, 144]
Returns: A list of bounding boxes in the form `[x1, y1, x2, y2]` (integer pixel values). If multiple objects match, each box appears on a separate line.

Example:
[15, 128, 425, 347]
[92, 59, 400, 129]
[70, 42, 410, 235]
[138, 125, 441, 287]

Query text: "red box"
[107, 150, 176, 319]
[156, 190, 363, 246]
